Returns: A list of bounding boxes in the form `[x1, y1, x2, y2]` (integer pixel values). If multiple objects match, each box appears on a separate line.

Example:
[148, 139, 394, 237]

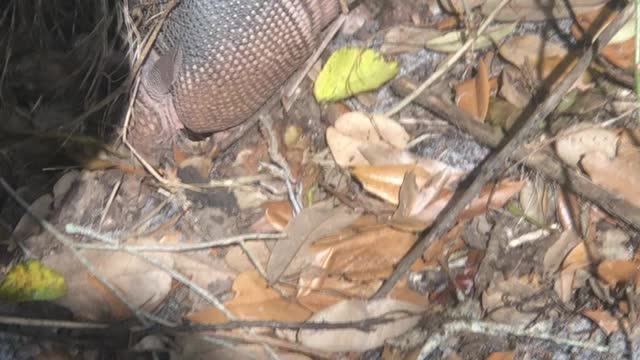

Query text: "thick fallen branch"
[373, 1, 636, 298]
[391, 77, 640, 230]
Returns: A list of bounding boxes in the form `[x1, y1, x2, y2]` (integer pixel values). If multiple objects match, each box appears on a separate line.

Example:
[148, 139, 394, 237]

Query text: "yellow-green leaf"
[314, 47, 399, 102]
[0, 260, 67, 302]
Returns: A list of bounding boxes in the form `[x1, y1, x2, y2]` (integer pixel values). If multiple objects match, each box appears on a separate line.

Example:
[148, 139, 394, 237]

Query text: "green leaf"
[0, 260, 67, 302]
[314, 47, 399, 102]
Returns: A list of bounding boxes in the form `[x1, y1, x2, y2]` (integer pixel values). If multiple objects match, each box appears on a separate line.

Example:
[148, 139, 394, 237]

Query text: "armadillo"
[129, 0, 340, 158]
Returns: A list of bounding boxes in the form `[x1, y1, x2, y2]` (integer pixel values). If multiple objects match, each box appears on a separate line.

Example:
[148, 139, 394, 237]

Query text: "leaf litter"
[2, 0, 640, 359]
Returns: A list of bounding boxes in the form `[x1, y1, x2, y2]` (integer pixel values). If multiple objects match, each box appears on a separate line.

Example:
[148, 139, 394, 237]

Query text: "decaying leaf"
[582, 141, 640, 208]
[294, 298, 424, 352]
[0, 260, 67, 302]
[554, 124, 618, 168]
[266, 205, 361, 284]
[326, 112, 410, 167]
[225, 241, 271, 273]
[42, 240, 173, 321]
[455, 59, 491, 122]
[188, 270, 311, 324]
[314, 47, 399, 102]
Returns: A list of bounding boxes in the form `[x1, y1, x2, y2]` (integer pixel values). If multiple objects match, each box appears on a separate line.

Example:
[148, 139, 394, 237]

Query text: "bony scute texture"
[129, 0, 340, 159]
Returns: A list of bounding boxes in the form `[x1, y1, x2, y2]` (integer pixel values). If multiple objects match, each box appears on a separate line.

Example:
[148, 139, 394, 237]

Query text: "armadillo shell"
[156, 0, 340, 133]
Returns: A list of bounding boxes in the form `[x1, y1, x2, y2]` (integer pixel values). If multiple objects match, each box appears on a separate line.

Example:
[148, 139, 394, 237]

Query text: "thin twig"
[373, 2, 636, 298]
[71, 232, 285, 252]
[384, 0, 512, 117]
[0, 177, 152, 325]
[417, 320, 615, 359]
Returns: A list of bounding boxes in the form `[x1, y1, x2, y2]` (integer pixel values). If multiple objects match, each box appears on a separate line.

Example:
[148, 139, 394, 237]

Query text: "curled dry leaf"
[42, 239, 173, 321]
[583, 309, 619, 335]
[327, 112, 410, 167]
[554, 124, 618, 168]
[455, 59, 491, 122]
[555, 242, 590, 302]
[266, 205, 361, 284]
[582, 141, 640, 208]
[294, 298, 424, 352]
[351, 165, 433, 205]
[543, 229, 581, 277]
[264, 200, 294, 231]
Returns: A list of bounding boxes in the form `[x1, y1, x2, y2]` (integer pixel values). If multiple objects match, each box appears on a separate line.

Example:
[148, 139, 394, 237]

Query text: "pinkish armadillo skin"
[129, 0, 339, 157]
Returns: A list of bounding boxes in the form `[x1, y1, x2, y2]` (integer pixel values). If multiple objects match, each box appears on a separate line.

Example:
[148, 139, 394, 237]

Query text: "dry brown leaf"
[543, 229, 581, 276]
[582, 142, 640, 207]
[327, 112, 410, 167]
[583, 309, 619, 335]
[389, 277, 429, 307]
[572, 6, 635, 70]
[499, 35, 591, 89]
[500, 66, 531, 108]
[309, 226, 417, 281]
[188, 270, 311, 324]
[43, 240, 173, 321]
[297, 270, 383, 311]
[381, 26, 442, 54]
[597, 259, 640, 287]
[415, 180, 524, 228]
[264, 200, 294, 231]
[352, 165, 434, 205]
[411, 223, 466, 271]
[555, 124, 618, 168]
[267, 205, 361, 283]
[225, 241, 271, 273]
[294, 298, 424, 352]
[555, 241, 590, 302]
[455, 59, 491, 122]
[486, 352, 514, 360]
